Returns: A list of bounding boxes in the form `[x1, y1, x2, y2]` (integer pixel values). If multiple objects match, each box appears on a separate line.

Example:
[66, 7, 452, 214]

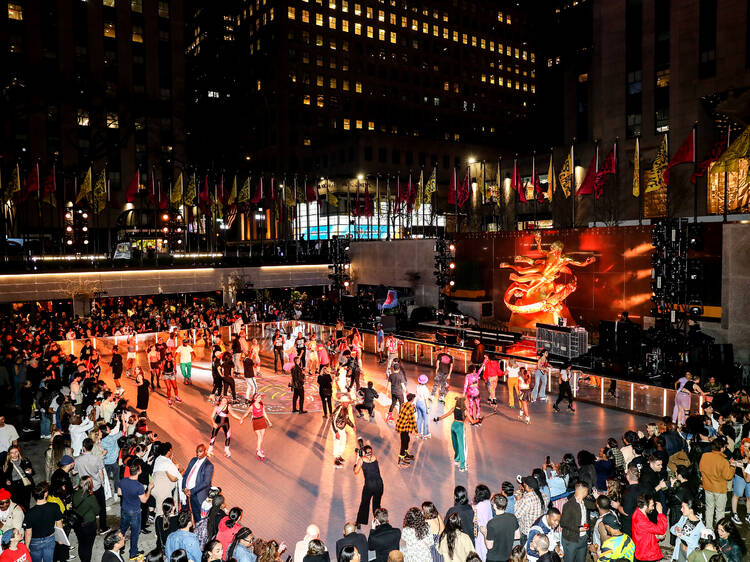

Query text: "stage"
[114, 342, 651, 548]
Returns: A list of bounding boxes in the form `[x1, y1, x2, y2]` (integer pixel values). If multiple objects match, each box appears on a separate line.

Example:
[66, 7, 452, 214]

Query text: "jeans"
[388, 393, 403, 414]
[431, 372, 449, 400]
[531, 369, 547, 401]
[292, 387, 305, 411]
[705, 490, 728, 529]
[105, 463, 120, 498]
[273, 347, 284, 371]
[120, 509, 142, 558]
[416, 400, 429, 436]
[29, 535, 56, 562]
[555, 381, 574, 408]
[93, 486, 108, 531]
[561, 537, 587, 562]
[40, 412, 51, 436]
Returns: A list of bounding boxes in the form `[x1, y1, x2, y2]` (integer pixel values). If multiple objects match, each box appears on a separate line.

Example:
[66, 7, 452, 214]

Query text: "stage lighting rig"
[161, 211, 185, 250]
[64, 205, 90, 252]
[328, 235, 352, 306]
[434, 237, 456, 316]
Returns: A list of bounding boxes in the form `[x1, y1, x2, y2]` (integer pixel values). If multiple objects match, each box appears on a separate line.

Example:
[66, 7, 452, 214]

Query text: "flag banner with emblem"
[593, 144, 616, 199]
[20, 163, 40, 203]
[126, 170, 140, 203]
[327, 187, 338, 208]
[238, 176, 250, 203]
[227, 175, 238, 206]
[559, 150, 573, 197]
[414, 170, 424, 211]
[422, 167, 436, 203]
[76, 167, 93, 205]
[633, 138, 640, 197]
[691, 141, 725, 184]
[645, 135, 668, 193]
[92, 168, 107, 214]
[251, 177, 263, 204]
[709, 126, 750, 179]
[41, 165, 57, 207]
[171, 172, 183, 205]
[576, 150, 598, 196]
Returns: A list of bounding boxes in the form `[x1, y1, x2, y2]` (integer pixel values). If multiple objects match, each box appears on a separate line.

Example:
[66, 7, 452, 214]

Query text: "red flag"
[126, 170, 140, 203]
[448, 169, 457, 205]
[218, 175, 225, 204]
[534, 169, 544, 203]
[456, 169, 470, 208]
[306, 183, 318, 202]
[20, 164, 39, 202]
[364, 183, 373, 217]
[576, 151, 598, 196]
[270, 178, 277, 202]
[353, 184, 361, 217]
[251, 177, 263, 203]
[593, 145, 616, 199]
[406, 176, 418, 212]
[42, 165, 56, 197]
[664, 128, 695, 185]
[690, 141, 725, 184]
[199, 175, 210, 205]
[510, 159, 526, 202]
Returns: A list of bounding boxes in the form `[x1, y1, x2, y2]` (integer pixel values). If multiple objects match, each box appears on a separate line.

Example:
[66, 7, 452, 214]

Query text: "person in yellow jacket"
[699, 439, 734, 528]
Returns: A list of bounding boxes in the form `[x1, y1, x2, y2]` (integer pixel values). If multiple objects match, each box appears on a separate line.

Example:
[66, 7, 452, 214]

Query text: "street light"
[468, 156, 476, 165]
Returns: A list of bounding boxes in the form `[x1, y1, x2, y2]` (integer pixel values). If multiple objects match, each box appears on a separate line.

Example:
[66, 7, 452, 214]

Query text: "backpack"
[194, 516, 212, 549]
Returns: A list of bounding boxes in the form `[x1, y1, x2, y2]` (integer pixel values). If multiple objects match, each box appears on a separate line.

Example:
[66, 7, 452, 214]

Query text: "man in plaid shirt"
[515, 476, 549, 543]
[395, 393, 417, 467]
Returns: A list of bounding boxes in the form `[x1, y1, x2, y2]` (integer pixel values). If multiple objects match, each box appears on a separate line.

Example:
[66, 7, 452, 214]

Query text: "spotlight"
[83, 239, 89, 245]
[449, 262, 455, 269]
[66, 239, 73, 246]
[66, 226, 73, 232]
[343, 281, 350, 288]
[65, 212, 72, 220]
[449, 243, 455, 252]
[81, 212, 88, 219]
[162, 227, 169, 233]
[82, 226, 88, 232]
[344, 264, 350, 270]
[162, 213, 170, 221]
[449, 280, 455, 286]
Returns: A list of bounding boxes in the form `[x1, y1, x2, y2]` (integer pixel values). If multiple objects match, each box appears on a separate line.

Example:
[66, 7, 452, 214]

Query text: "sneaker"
[745, 514, 750, 524]
[404, 452, 415, 460]
[175, 396, 183, 403]
[553, 405, 560, 412]
[98, 528, 111, 536]
[731, 513, 742, 525]
[167, 399, 173, 406]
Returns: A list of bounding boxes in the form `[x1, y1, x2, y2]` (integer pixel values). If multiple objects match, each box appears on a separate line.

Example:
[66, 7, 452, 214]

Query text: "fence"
[57, 321, 696, 420]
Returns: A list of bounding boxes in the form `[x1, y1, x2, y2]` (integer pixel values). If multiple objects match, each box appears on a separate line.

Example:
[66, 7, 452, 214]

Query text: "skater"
[291, 356, 307, 413]
[208, 396, 242, 457]
[415, 375, 431, 438]
[110, 345, 124, 396]
[125, 336, 137, 378]
[272, 329, 285, 373]
[221, 352, 237, 402]
[175, 338, 195, 385]
[433, 396, 476, 472]
[306, 334, 320, 375]
[463, 369, 482, 423]
[384, 333, 403, 372]
[395, 394, 417, 466]
[431, 345, 454, 403]
[354, 444, 383, 529]
[531, 350, 549, 402]
[331, 394, 357, 468]
[385, 359, 407, 423]
[355, 381, 378, 420]
[672, 371, 704, 426]
[480, 355, 502, 406]
[242, 351, 257, 404]
[317, 366, 334, 418]
[553, 364, 576, 413]
[147, 345, 161, 390]
[162, 351, 181, 405]
[518, 367, 532, 424]
[375, 324, 385, 364]
[240, 393, 273, 460]
[135, 367, 150, 411]
[506, 358, 520, 409]
[249, 338, 262, 378]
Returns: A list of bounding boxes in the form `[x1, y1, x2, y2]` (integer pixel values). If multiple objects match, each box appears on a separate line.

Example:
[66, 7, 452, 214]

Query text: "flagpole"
[356, 177, 361, 240]
[571, 140, 576, 228]
[386, 175, 391, 241]
[592, 141, 599, 225]
[692, 123, 698, 222]
[665, 133, 671, 219]
[637, 137, 643, 226]
[532, 152, 537, 226]
[723, 124, 731, 223]
[315, 178, 321, 251]
[376, 175, 381, 239]
[614, 138, 620, 224]
[497, 157, 501, 230]
[454, 167, 459, 234]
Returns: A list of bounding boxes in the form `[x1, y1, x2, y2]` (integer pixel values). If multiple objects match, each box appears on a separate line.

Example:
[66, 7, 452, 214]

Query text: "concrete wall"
[0, 265, 331, 304]
[722, 224, 750, 364]
[349, 239, 438, 307]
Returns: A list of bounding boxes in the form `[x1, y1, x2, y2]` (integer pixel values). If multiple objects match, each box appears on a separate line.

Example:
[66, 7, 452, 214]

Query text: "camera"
[354, 437, 366, 457]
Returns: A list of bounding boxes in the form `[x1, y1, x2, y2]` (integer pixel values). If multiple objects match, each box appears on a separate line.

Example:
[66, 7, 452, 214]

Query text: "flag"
[448, 169, 457, 205]
[20, 163, 40, 203]
[691, 140, 725, 183]
[593, 144, 616, 199]
[306, 183, 318, 202]
[559, 149, 573, 197]
[171, 172, 183, 205]
[251, 177, 263, 204]
[5, 162, 21, 202]
[576, 149, 598, 196]
[510, 159, 526, 202]
[664, 128, 696, 185]
[185, 173, 197, 205]
[227, 175, 238, 205]
[406, 175, 418, 213]
[269, 177, 277, 202]
[92, 168, 107, 213]
[534, 168, 544, 203]
[199, 175, 210, 210]
[422, 167, 436, 203]
[363, 183, 374, 217]
[41, 165, 57, 207]
[327, 187, 338, 208]
[76, 167, 93, 205]
[284, 182, 295, 208]
[457, 168, 470, 207]
[238, 176, 250, 203]
[414, 170, 424, 211]
[546, 154, 556, 200]
[645, 135, 668, 193]
[709, 126, 750, 180]
[126, 169, 140, 203]
[633, 138, 640, 197]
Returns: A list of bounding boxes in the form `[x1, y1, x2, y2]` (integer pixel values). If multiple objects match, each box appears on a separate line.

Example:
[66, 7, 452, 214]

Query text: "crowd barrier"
[56, 320, 698, 420]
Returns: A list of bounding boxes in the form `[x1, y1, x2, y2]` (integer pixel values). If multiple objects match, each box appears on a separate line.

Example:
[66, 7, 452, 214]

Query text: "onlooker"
[74, 437, 109, 535]
[118, 458, 154, 560]
[559, 481, 589, 562]
[368, 509, 401, 562]
[595, 513, 635, 562]
[164, 510, 202, 562]
[482, 494, 519, 562]
[630, 494, 667, 562]
[0, 528, 31, 562]
[698, 438, 734, 528]
[23, 482, 63, 562]
[335, 523, 368, 562]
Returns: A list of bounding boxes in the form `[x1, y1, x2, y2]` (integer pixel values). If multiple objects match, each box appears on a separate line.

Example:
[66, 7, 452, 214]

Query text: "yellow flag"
[92, 168, 107, 213]
[184, 173, 197, 204]
[171, 172, 183, 205]
[415, 170, 424, 211]
[423, 167, 436, 203]
[76, 167, 92, 204]
[710, 126, 750, 178]
[632, 137, 640, 197]
[227, 175, 237, 205]
[327, 187, 338, 208]
[5, 163, 21, 202]
[645, 135, 668, 193]
[547, 154, 556, 200]
[238, 176, 250, 203]
[559, 150, 572, 197]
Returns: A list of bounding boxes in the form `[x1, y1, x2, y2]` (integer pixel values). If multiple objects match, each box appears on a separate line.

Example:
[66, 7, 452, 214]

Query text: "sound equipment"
[535, 323, 589, 359]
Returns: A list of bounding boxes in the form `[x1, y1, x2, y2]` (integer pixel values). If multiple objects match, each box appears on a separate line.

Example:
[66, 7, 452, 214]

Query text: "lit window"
[506, 45, 511, 56]
[368, 121, 374, 130]
[315, 34, 323, 46]
[389, 31, 396, 43]
[523, 83, 528, 91]
[329, 0, 336, 8]
[498, 76, 504, 86]
[329, 39, 336, 49]
[481, 74, 486, 83]
[390, 13, 396, 24]
[103, 0, 115, 6]
[329, 16, 336, 28]
[76, 110, 90, 127]
[343, 80, 350, 90]
[422, 22, 428, 34]
[343, 118, 351, 130]
[452, 30, 458, 42]
[303, 138, 311, 146]
[506, 14, 511, 24]
[497, 11, 503, 21]
[462, 33, 467, 45]
[490, 41, 494, 51]
[288, 6, 296, 19]
[378, 10, 384, 22]
[329, 77, 337, 88]
[132, 25, 144, 43]
[490, 75, 495, 85]
[378, 28, 385, 40]
[106, 112, 119, 128]
[342, 0, 348, 12]
[315, 56, 323, 66]
[158, 1, 169, 18]
[342, 19, 349, 31]
[366, 6, 372, 18]
[432, 24, 438, 36]
[443, 81, 449, 91]
[530, 52, 536, 63]
[515, 80, 520, 90]
[514, 48, 519, 58]
[354, 3, 361, 16]
[301, 10, 309, 22]
[401, 16, 407, 27]
[442, 27, 448, 39]
[303, 94, 311, 105]
[104, 21, 116, 38]
[131, 0, 143, 12]
[355, 81, 362, 93]
[531, 84, 536, 93]
[269, 7, 274, 20]
[499, 43, 504, 54]
[8, 2, 22, 20]
[366, 25, 373, 38]
[471, 36, 476, 47]
[356, 119, 363, 129]
[316, 13, 323, 25]
[411, 19, 418, 31]
[317, 95, 324, 107]
[317, 75, 324, 86]
[354, 22, 361, 34]
[341, 40, 348, 51]
[481, 38, 486, 49]
[506, 79, 512, 88]
[522, 49, 528, 60]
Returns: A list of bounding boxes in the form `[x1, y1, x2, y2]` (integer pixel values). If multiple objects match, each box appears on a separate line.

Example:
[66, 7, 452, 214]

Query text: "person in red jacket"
[631, 494, 668, 562]
[480, 356, 503, 406]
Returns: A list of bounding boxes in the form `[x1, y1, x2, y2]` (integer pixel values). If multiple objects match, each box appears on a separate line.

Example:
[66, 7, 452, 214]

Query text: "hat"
[59, 455, 75, 467]
[702, 401, 714, 409]
[0, 488, 11, 501]
[699, 528, 715, 540]
[1, 530, 11, 545]
[522, 476, 539, 490]
[601, 513, 621, 530]
[418, 374, 429, 384]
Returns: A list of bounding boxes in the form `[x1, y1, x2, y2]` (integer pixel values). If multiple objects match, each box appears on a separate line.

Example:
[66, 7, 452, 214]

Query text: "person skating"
[385, 359, 407, 424]
[240, 393, 273, 460]
[395, 394, 417, 467]
[434, 396, 476, 472]
[431, 345, 454, 404]
[208, 396, 243, 458]
[518, 367, 532, 424]
[553, 364, 576, 414]
[355, 381, 378, 420]
[331, 394, 357, 468]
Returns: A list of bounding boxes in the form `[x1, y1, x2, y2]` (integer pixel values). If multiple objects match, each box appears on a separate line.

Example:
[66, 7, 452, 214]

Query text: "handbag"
[12, 462, 31, 487]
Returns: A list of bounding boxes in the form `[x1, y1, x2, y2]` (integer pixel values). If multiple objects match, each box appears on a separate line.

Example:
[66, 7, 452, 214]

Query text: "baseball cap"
[59, 455, 75, 467]
[601, 513, 621, 530]
[699, 528, 715, 540]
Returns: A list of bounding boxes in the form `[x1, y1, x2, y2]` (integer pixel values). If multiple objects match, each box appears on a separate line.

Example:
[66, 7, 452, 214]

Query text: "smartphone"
[546, 456, 551, 466]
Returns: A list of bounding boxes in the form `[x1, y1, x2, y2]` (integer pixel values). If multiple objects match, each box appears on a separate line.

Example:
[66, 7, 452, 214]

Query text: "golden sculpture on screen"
[500, 233, 596, 329]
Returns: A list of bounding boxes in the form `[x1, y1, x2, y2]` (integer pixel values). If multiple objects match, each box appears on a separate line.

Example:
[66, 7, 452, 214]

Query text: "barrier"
[56, 320, 681, 419]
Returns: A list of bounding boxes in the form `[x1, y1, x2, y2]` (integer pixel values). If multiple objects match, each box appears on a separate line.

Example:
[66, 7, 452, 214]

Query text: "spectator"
[72, 476, 100, 562]
[436, 512, 473, 562]
[164, 510, 202, 562]
[2, 445, 34, 510]
[515, 478, 548, 544]
[23, 482, 62, 562]
[400, 507, 432, 562]
[525, 507, 561, 562]
[531, 535, 559, 562]
[559, 481, 589, 562]
[295, 524, 322, 562]
[226, 527, 257, 562]
[216, 507, 244, 554]
[698, 439, 734, 529]
[303, 539, 331, 562]
[74, 437, 109, 535]
[669, 498, 704, 561]
[594, 513, 634, 562]
[102, 530, 126, 562]
[0, 488, 24, 535]
[630, 494, 667, 562]
[0, 416, 19, 455]
[335, 523, 368, 562]
[481, 494, 519, 562]
[183, 443, 214, 524]
[445, 486, 475, 541]
[118, 458, 153, 560]
[154, 498, 180, 551]
[338, 546, 360, 562]
[715, 517, 745, 562]
[368, 509, 401, 562]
